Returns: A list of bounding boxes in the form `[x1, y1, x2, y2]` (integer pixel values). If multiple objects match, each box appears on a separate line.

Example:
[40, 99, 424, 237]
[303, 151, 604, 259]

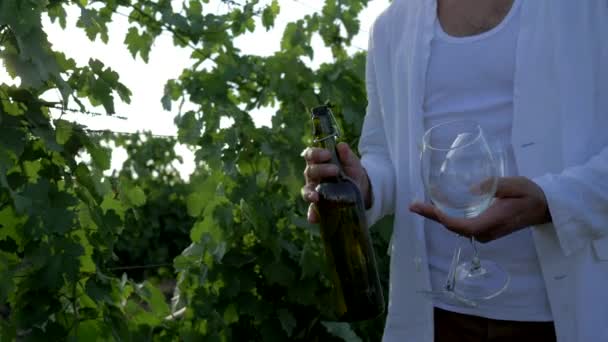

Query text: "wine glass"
[420, 120, 509, 304]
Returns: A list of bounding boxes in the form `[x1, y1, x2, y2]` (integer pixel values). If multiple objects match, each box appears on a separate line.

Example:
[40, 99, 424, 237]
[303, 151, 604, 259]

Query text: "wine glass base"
[417, 289, 479, 308]
[453, 260, 510, 301]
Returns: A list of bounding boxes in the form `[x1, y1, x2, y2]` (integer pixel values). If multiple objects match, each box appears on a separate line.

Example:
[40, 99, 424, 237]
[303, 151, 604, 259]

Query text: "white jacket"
[359, 1, 608, 341]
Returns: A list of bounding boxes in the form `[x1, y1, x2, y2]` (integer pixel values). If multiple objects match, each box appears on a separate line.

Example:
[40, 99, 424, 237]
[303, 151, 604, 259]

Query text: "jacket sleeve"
[533, 0, 608, 258]
[358, 23, 396, 227]
[534, 146, 608, 257]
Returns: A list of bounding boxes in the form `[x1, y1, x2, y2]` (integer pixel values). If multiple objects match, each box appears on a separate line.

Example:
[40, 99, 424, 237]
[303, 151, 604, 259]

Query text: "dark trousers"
[434, 307, 557, 342]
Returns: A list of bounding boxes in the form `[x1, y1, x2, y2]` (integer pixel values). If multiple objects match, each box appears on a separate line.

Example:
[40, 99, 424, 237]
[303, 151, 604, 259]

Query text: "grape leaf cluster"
[0, 0, 392, 341]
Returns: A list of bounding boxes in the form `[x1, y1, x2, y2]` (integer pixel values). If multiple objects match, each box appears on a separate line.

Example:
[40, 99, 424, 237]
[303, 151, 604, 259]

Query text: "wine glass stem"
[470, 237, 482, 272]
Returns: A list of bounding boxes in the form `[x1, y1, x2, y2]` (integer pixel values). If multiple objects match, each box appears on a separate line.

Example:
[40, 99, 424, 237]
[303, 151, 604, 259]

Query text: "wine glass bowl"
[422, 120, 498, 218]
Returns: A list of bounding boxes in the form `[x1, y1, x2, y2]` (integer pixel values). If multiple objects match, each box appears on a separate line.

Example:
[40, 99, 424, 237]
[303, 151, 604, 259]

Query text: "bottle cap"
[311, 105, 341, 143]
[312, 105, 332, 117]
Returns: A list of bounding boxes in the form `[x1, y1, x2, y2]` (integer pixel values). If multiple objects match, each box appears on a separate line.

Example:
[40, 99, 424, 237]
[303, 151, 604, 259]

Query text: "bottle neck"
[320, 136, 343, 176]
[313, 114, 344, 177]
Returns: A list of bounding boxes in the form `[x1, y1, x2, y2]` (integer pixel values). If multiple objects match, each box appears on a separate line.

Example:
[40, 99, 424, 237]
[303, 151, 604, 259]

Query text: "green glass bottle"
[311, 105, 385, 322]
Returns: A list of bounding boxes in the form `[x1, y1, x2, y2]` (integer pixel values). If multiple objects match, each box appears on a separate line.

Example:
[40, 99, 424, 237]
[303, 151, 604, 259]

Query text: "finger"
[336, 142, 359, 167]
[301, 147, 332, 164]
[409, 202, 440, 222]
[412, 199, 522, 241]
[447, 200, 514, 238]
[410, 202, 476, 236]
[304, 163, 339, 182]
[472, 198, 533, 242]
[307, 203, 320, 223]
[301, 183, 319, 203]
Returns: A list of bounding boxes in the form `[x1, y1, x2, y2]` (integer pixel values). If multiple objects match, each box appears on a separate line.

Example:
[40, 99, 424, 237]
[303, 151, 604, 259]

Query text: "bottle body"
[316, 180, 385, 321]
[310, 105, 384, 322]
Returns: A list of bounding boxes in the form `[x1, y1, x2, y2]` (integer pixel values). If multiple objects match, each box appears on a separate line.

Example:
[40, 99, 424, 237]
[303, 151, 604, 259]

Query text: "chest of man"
[437, 0, 515, 37]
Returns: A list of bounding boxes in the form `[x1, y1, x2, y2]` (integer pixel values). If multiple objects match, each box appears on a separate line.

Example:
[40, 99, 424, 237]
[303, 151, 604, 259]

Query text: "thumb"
[336, 142, 359, 167]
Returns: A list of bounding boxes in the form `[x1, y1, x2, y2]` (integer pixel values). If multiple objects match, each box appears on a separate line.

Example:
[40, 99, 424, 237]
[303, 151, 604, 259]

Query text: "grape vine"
[0, 0, 392, 340]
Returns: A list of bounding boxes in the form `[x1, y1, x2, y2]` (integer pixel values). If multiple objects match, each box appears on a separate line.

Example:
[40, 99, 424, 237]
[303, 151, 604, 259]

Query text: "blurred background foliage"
[0, 0, 393, 340]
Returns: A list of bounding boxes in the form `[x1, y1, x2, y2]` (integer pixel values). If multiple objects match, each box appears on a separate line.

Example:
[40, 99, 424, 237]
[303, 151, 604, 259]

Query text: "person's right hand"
[301, 142, 371, 223]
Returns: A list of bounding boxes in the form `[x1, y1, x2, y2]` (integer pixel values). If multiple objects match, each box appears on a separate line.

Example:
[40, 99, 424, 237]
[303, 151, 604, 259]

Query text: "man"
[302, 0, 608, 341]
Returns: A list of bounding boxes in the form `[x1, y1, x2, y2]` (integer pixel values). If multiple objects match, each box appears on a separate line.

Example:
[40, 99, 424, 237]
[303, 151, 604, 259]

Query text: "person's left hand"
[409, 176, 552, 243]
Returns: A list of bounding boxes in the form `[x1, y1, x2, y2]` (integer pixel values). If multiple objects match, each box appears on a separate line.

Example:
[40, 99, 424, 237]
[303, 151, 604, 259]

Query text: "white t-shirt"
[422, 0, 553, 321]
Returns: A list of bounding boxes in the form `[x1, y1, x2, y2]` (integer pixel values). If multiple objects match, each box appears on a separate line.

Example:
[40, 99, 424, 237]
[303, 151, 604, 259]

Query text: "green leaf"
[41, 253, 65, 290]
[223, 303, 239, 325]
[259, 317, 287, 341]
[0, 22, 61, 87]
[73, 320, 102, 341]
[321, 321, 363, 342]
[106, 305, 130, 341]
[0, 206, 25, 248]
[124, 27, 153, 63]
[292, 215, 320, 237]
[161, 79, 181, 111]
[173, 242, 206, 272]
[299, 243, 321, 279]
[23, 159, 42, 182]
[280, 21, 311, 58]
[126, 301, 160, 326]
[0, 251, 18, 302]
[0, 116, 26, 157]
[176, 111, 202, 145]
[80, 250, 96, 275]
[77, 7, 109, 43]
[186, 191, 207, 217]
[161, 94, 172, 111]
[190, 215, 222, 244]
[48, 3, 68, 29]
[2, 53, 42, 88]
[85, 276, 114, 305]
[262, 261, 295, 286]
[125, 185, 146, 207]
[261, 0, 280, 30]
[1, 99, 24, 116]
[287, 278, 318, 306]
[277, 309, 296, 337]
[75, 163, 110, 202]
[138, 282, 170, 317]
[54, 119, 73, 145]
[190, 195, 229, 243]
[82, 59, 121, 114]
[100, 193, 125, 219]
[45, 207, 76, 234]
[87, 143, 111, 171]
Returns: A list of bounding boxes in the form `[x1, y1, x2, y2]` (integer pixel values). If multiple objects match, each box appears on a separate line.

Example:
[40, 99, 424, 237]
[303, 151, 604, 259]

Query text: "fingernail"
[300, 148, 307, 157]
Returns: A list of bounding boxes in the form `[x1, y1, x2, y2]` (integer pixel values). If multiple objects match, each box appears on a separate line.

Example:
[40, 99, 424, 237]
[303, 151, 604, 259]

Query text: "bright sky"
[0, 0, 389, 178]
